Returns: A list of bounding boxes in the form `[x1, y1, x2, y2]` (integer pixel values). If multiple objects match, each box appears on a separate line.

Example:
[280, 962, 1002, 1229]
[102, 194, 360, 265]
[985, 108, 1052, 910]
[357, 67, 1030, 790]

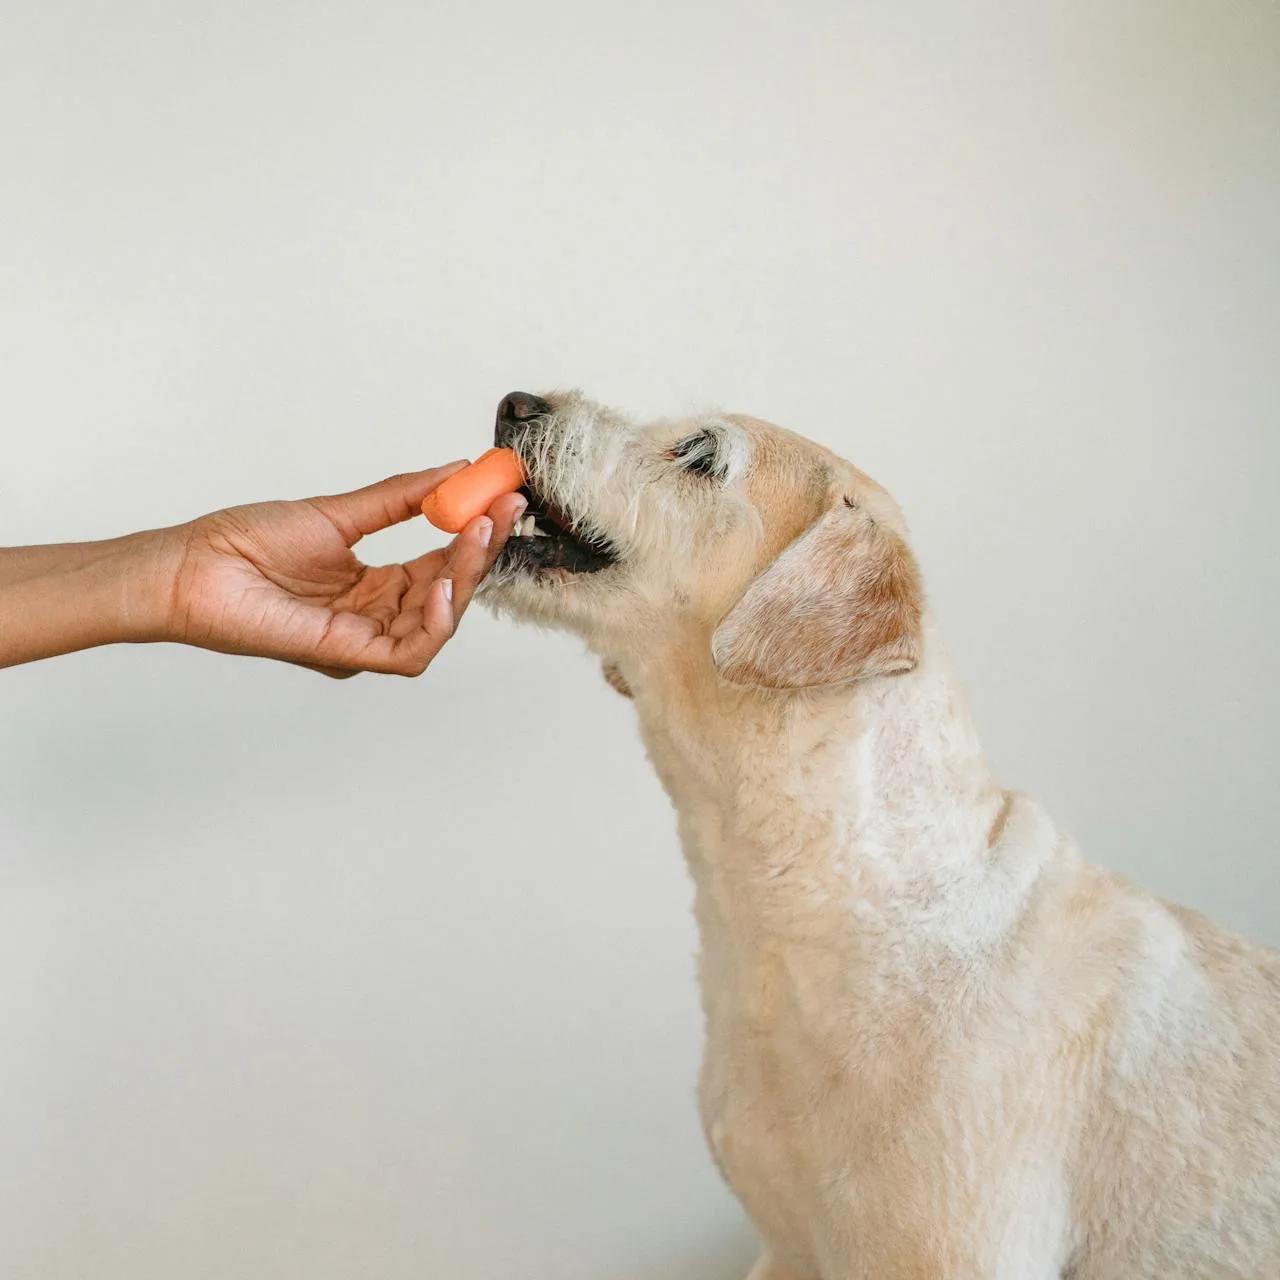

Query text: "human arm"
[0, 464, 525, 676]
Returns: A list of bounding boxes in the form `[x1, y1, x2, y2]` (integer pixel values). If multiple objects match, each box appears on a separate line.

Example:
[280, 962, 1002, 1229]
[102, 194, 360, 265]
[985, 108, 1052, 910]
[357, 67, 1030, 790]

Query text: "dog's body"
[642, 632, 1280, 1279]
[482, 391, 1280, 1278]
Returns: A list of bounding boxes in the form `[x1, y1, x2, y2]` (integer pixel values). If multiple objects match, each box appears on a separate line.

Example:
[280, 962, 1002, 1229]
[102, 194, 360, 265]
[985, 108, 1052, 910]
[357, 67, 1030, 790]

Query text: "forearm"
[0, 533, 178, 668]
[0, 541, 109, 587]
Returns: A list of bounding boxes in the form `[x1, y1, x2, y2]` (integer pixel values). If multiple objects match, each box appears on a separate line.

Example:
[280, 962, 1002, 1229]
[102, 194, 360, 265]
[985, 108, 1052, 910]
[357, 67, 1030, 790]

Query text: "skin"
[0, 462, 527, 676]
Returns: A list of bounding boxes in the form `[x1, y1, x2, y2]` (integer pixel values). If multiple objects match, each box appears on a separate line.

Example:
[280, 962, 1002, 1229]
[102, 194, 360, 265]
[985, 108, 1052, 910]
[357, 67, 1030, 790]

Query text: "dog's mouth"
[500, 482, 617, 575]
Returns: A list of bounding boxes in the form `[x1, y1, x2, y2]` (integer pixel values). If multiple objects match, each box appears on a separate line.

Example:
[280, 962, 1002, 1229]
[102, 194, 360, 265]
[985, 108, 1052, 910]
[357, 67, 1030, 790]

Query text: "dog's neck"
[613, 618, 1039, 960]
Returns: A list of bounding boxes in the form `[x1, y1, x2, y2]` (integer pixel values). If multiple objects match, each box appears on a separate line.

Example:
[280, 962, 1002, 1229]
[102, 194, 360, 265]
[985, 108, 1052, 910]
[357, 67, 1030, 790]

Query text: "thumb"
[307, 462, 468, 546]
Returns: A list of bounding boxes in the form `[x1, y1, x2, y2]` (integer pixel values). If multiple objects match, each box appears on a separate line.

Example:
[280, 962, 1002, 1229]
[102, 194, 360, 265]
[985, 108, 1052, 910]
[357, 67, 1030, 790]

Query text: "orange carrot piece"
[421, 448, 526, 534]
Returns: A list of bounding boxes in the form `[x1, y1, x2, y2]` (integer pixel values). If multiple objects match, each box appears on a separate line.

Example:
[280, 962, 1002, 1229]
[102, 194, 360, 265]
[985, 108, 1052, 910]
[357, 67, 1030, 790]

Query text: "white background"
[2, 3, 1277, 1277]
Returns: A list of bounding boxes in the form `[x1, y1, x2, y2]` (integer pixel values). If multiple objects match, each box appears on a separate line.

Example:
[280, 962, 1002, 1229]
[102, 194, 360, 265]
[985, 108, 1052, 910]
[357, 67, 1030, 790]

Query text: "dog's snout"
[499, 392, 549, 423]
[495, 391, 551, 446]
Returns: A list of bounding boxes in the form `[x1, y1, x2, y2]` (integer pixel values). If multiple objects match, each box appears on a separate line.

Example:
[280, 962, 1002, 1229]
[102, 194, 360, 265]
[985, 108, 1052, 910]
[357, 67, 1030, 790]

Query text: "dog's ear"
[601, 660, 633, 698]
[711, 498, 922, 689]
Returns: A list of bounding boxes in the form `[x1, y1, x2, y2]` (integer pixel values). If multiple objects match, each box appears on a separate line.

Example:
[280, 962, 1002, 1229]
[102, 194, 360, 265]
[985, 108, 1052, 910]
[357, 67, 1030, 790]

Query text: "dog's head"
[481, 390, 923, 691]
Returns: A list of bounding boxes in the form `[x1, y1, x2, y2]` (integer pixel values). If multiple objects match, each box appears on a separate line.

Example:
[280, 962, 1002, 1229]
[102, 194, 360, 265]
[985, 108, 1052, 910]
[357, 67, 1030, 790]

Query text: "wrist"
[49, 530, 179, 650]
[0, 529, 186, 670]
[108, 526, 187, 645]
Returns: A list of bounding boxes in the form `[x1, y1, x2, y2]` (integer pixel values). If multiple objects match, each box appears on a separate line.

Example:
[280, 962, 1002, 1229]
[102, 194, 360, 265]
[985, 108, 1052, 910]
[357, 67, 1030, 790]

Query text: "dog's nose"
[499, 392, 549, 424]
[495, 391, 551, 447]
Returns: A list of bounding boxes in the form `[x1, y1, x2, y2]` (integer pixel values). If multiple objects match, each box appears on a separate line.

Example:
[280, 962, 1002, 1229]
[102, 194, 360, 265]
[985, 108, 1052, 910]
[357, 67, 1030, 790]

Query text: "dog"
[480, 389, 1280, 1279]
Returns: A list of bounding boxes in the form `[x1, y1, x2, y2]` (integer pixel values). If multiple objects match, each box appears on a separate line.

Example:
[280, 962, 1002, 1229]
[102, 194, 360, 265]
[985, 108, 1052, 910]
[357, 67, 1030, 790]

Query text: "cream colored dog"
[481, 389, 1280, 1280]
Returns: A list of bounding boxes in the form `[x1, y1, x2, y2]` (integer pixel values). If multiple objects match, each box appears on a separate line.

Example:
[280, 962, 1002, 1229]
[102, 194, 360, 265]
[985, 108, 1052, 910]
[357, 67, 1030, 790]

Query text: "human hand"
[158, 465, 526, 677]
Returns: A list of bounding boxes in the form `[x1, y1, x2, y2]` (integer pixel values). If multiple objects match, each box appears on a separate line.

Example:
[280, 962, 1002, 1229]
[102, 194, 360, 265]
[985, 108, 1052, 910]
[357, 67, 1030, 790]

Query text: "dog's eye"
[668, 430, 726, 481]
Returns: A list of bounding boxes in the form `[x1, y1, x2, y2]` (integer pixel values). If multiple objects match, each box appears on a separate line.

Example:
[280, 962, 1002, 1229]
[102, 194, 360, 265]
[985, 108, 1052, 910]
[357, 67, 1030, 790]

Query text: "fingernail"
[441, 578, 453, 604]
[476, 517, 493, 548]
[511, 496, 528, 521]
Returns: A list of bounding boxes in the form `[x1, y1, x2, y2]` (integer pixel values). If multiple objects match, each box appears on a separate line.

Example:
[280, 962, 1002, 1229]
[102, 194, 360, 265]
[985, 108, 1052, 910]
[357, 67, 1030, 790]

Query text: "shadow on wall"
[637, 1225, 759, 1280]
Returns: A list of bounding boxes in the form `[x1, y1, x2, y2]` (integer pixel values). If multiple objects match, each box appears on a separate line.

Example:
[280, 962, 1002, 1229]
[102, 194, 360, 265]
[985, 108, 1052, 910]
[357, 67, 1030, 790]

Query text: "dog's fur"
[482, 391, 1280, 1279]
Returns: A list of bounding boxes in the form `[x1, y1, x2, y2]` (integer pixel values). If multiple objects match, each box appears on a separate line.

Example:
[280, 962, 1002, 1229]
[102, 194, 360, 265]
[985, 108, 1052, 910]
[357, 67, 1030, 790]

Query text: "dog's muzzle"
[493, 391, 617, 576]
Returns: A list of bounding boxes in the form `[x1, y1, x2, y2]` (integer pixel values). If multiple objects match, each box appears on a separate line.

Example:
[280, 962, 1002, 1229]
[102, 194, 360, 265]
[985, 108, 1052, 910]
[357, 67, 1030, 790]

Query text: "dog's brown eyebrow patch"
[843, 495, 858, 509]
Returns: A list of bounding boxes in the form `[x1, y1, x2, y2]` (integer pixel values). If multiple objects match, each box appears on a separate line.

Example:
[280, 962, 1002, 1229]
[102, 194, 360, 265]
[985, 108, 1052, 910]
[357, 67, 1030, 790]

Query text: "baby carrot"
[421, 448, 526, 534]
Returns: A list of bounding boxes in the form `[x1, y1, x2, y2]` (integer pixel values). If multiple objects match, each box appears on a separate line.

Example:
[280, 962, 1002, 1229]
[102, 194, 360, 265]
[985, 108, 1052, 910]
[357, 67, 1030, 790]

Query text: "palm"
[165, 468, 519, 677]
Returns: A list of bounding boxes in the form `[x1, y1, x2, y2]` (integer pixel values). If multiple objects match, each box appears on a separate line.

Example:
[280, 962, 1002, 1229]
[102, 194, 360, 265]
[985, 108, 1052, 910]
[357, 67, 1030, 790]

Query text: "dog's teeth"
[521, 515, 538, 537]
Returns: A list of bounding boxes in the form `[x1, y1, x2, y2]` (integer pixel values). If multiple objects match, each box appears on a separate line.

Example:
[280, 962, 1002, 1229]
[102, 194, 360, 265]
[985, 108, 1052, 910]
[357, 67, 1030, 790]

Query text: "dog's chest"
[694, 942, 916, 1267]
[697, 995, 1076, 1280]
[699, 1011, 829, 1258]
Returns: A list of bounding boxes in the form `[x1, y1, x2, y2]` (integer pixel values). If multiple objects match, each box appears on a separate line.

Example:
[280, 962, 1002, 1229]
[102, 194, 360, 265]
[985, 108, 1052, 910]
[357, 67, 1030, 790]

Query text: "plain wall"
[2, 2, 1277, 1276]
